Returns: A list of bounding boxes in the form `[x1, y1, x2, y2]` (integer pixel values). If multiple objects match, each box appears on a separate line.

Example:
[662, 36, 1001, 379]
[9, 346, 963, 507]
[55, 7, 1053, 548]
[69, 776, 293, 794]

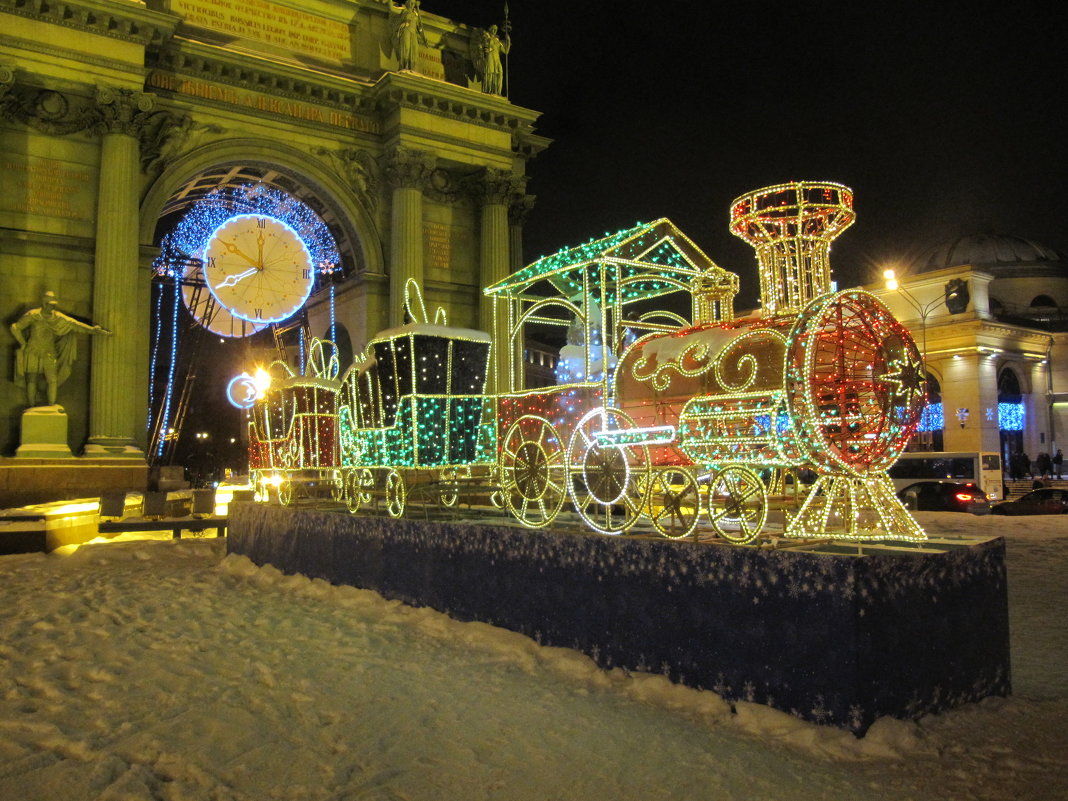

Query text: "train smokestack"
[728, 181, 855, 316]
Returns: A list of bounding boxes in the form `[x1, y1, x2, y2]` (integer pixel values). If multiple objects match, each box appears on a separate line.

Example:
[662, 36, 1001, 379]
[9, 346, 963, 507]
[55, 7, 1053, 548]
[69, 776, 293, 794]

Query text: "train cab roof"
[368, 322, 492, 346]
[484, 218, 738, 303]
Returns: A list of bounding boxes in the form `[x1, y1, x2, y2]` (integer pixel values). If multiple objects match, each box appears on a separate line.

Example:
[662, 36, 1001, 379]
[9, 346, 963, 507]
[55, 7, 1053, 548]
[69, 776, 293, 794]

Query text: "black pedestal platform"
[227, 504, 1010, 734]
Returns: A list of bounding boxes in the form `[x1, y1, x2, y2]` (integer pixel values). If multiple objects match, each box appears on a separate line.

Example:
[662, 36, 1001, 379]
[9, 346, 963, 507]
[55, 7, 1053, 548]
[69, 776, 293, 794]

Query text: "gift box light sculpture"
[247, 182, 927, 542]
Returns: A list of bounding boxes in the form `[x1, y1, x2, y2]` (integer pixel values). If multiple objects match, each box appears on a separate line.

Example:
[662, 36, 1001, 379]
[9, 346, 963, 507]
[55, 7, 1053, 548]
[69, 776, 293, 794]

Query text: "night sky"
[430, 0, 1064, 307]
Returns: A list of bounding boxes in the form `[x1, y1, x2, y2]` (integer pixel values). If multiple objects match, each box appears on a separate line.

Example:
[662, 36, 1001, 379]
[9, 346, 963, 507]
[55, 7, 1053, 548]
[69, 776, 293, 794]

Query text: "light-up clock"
[203, 214, 315, 325]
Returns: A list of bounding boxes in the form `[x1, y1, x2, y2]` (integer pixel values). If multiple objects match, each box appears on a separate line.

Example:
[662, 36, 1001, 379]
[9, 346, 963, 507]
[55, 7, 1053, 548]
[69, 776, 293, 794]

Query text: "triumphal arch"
[0, 0, 547, 485]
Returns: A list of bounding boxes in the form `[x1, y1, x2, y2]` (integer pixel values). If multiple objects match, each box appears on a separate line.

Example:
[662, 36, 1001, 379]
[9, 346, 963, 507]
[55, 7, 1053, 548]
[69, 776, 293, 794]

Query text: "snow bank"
[1, 516, 1065, 800]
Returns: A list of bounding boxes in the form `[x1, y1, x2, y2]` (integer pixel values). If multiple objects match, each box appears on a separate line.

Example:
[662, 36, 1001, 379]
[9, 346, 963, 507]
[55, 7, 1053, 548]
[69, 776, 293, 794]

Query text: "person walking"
[1038, 451, 1052, 479]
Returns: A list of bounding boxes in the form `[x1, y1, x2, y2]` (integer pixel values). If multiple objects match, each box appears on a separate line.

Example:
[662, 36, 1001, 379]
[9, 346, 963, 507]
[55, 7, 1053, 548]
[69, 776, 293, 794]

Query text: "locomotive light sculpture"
[247, 181, 927, 543]
[614, 183, 926, 541]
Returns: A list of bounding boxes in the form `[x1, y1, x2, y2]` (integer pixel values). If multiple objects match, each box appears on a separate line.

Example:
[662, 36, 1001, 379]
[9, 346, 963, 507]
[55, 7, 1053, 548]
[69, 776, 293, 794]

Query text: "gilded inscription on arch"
[171, 0, 352, 62]
[0, 157, 93, 221]
[424, 222, 451, 272]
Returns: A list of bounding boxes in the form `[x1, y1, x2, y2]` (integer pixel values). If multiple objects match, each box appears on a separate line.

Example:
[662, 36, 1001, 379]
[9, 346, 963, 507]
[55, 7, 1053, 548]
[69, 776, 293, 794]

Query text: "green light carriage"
[334, 318, 494, 517]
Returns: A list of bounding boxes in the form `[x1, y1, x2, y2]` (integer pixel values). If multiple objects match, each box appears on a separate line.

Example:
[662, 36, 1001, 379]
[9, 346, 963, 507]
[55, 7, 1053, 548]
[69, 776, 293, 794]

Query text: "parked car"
[897, 481, 991, 514]
[991, 488, 1068, 515]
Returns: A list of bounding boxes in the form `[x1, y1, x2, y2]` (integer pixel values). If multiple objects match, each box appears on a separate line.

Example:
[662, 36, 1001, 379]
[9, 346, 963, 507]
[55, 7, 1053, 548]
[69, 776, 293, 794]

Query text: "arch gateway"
[0, 0, 548, 475]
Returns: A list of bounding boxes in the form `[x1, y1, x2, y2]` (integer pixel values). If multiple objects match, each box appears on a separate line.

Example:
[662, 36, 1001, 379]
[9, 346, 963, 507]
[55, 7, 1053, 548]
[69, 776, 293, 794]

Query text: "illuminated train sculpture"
[248, 181, 927, 543]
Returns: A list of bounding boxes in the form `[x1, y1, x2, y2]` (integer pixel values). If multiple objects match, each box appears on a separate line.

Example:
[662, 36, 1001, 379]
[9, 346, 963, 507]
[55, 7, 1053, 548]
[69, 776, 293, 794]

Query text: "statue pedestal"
[15, 406, 74, 459]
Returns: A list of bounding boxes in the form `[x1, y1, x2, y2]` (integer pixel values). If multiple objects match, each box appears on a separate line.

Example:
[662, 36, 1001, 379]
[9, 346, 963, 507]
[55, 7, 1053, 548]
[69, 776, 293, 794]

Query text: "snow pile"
[0, 514, 1065, 800]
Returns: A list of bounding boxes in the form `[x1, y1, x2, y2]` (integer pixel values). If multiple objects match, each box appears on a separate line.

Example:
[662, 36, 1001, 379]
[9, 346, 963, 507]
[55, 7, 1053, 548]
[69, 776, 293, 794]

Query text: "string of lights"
[155, 282, 181, 459]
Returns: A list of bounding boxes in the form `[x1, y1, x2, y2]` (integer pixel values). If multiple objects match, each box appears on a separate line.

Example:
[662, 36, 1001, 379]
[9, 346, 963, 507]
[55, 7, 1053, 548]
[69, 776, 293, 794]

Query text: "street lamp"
[883, 269, 945, 371]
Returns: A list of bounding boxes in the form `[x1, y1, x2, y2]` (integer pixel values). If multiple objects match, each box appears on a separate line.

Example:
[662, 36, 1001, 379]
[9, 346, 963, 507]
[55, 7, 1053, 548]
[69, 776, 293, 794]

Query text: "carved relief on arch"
[140, 113, 223, 175]
[313, 146, 381, 212]
[0, 84, 98, 135]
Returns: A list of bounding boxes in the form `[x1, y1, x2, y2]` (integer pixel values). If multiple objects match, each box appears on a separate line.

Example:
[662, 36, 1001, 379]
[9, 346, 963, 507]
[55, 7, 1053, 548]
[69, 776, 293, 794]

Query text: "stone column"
[476, 169, 518, 394]
[84, 87, 155, 457]
[384, 147, 435, 328]
[941, 353, 1001, 454]
[507, 193, 534, 273]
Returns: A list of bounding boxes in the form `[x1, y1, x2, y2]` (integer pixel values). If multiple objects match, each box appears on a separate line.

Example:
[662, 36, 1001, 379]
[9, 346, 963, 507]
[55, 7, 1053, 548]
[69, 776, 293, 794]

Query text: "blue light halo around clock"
[202, 213, 316, 325]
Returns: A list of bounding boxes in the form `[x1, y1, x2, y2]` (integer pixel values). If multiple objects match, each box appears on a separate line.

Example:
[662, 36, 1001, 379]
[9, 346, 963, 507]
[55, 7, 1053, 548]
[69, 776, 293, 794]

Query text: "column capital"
[470, 167, 525, 206]
[0, 65, 14, 122]
[93, 87, 156, 137]
[509, 193, 536, 226]
[383, 146, 436, 191]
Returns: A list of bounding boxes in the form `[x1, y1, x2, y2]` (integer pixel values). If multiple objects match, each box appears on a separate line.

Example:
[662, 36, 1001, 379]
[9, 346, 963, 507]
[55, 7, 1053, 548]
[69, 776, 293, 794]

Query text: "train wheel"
[439, 465, 471, 508]
[707, 466, 767, 544]
[385, 470, 406, 519]
[500, 415, 566, 528]
[648, 468, 701, 540]
[278, 479, 295, 507]
[344, 470, 361, 514]
[357, 469, 375, 505]
[567, 407, 649, 535]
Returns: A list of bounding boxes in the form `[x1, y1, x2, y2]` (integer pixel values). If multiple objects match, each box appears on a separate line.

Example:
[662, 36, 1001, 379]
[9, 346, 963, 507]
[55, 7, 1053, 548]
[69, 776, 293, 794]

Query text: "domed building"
[870, 233, 1068, 493]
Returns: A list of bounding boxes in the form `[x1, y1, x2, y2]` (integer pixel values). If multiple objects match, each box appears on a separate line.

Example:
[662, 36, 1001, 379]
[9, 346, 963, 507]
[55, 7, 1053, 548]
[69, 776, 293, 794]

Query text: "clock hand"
[222, 240, 259, 266]
[256, 231, 265, 268]
[216, 267, 260, 289]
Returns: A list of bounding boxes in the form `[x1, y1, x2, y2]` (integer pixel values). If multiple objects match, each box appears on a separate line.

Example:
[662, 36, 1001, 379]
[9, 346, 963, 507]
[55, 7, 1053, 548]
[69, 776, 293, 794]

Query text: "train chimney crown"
[729, 181, 855, 316]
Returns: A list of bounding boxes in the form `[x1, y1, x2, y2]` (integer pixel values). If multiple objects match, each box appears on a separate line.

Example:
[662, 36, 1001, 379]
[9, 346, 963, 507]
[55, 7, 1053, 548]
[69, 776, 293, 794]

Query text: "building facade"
[1, 0, 547, 459]
[870, 234, 1067, 475]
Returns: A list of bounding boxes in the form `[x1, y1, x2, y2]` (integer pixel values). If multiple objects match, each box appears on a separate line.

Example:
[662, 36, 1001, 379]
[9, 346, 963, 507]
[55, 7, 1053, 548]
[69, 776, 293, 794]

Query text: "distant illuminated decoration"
[227, 372, 262, 410]
[998, 402, 1025, 432]
[918, 402, 944, 432]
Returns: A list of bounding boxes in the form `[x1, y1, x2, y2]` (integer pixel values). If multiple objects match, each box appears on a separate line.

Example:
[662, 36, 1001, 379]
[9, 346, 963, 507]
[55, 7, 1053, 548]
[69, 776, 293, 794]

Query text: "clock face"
[203, 214, 315, 325]
[181, 263, 267, 338]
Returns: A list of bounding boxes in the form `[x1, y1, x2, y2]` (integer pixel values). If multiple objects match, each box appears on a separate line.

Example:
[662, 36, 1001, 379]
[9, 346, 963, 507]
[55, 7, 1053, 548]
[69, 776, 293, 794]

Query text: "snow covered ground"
[0, 512, 1065, 801]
